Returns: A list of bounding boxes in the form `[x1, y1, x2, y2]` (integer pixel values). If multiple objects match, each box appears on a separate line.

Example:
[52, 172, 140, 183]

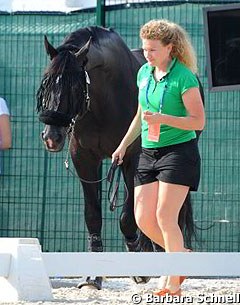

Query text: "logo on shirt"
[139, 78, 149, 89]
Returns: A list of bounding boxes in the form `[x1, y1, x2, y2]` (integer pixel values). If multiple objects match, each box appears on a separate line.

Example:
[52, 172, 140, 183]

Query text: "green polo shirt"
[137, 58, 199, 148]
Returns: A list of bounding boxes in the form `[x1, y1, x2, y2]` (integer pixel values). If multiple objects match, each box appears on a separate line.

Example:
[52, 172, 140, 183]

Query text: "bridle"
[37, 67, 91, 128]
[38, 67, 128, 211]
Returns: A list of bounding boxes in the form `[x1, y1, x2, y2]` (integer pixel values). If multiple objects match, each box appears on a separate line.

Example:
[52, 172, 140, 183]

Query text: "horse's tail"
[178, 192, 196, 250]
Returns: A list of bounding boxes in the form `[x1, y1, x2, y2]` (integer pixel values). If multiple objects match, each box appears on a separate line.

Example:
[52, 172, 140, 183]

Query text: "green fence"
[0, 0, 240, 252]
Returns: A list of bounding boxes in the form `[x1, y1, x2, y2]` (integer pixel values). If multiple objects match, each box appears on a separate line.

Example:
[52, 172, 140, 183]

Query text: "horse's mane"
[43, 26, 137, 76]
[61, 26, 131, 53]
[86, 26, 130, 52]
[56, 26, 139, 74]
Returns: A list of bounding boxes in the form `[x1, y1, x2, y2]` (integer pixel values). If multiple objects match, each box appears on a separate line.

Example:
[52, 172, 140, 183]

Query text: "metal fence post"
[96, 0, 105, 27]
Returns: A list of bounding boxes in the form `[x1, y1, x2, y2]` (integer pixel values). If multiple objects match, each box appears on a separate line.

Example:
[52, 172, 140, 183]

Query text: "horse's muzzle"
[41, 126, 66, 152]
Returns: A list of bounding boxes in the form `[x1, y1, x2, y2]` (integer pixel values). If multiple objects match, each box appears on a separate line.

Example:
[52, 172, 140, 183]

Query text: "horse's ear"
[75, 36, 92, 60]
[44, 35, 58, 60]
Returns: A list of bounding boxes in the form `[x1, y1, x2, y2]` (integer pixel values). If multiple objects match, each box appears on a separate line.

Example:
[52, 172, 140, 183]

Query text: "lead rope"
[64, 117, 76, 172]
[64, 120, 105, 183]
[64, 123, 128, 210]
[107, 161, 129, 211]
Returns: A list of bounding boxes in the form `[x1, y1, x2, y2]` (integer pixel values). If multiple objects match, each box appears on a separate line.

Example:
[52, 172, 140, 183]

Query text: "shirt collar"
[150, 57, 177, 77]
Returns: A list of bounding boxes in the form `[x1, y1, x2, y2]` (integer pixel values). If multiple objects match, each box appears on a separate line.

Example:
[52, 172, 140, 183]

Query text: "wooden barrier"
[1, 238, 240, 302]
[0, 252, 11, 277]
[42, 251, 240, 277]
[0, 238, 53, 302]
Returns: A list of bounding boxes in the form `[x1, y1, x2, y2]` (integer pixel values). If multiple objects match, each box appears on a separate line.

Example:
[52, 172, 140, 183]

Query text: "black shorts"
[134, 139, 201, 191]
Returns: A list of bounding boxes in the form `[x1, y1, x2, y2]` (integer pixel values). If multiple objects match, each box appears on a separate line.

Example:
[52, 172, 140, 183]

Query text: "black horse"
[37, 26, 202, 289]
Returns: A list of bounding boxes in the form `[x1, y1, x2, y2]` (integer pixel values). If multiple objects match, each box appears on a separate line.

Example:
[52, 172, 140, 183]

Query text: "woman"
[0, 96, 11, 151]
[112, 19, 205, 296]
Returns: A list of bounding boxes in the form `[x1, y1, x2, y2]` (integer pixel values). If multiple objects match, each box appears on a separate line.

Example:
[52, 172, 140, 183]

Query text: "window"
[203, 4, 240, 91]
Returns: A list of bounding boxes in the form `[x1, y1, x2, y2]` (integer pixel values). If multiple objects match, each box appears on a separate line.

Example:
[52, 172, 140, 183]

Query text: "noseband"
[37, 69, 91, 128]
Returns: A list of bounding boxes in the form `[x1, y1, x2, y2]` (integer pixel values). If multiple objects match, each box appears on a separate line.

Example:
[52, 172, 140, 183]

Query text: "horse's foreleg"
[70, 145, 103, 290]
[82, 182, 103, 252]
[76, 181, 103, 290]
[77, 181, 104, 290]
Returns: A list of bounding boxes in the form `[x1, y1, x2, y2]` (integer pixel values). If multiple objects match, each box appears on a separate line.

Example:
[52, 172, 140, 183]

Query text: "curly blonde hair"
[140, 19, 198, 73]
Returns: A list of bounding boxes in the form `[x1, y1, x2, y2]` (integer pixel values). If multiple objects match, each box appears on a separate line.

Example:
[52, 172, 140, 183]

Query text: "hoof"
[77, 276, 102, 290]
[132, 276, 151, 284]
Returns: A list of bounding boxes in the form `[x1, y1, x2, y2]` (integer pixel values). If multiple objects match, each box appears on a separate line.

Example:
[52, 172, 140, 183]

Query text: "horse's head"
[36, 35, 91, 152]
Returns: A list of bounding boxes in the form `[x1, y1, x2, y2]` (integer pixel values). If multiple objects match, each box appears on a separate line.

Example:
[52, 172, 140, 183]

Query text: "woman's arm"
[112, 104, 142, 164]
[0, 114, 12, 149]
[143, 87, 205, 131]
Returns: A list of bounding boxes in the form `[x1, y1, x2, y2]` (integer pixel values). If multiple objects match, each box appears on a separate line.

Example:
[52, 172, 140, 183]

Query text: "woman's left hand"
[142, 111, 161, 124]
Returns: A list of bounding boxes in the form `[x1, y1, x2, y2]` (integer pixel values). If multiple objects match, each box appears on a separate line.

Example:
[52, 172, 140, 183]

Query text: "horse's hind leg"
[119, 152, 153, 249]
[178, 192, 195, 249]
[118, 155, 139, 245]
[120, 153, 152, 284]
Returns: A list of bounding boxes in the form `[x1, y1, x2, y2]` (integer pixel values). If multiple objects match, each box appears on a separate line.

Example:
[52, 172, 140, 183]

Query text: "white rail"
[42, 251, 240, 277]
[1, 238, 240, 302]
[0, 253, 11, 277]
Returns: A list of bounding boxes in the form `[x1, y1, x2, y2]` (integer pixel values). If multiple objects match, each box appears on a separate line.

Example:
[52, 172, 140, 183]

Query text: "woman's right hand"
[112, 105, 142, 165]
[111, 144, 127, 165]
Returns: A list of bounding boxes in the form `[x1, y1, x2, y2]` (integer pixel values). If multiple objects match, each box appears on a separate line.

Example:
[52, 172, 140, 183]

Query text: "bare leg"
[134, 181, 165, 248]
[134, 181, 190, 292]
[157, 181, 189, 292]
